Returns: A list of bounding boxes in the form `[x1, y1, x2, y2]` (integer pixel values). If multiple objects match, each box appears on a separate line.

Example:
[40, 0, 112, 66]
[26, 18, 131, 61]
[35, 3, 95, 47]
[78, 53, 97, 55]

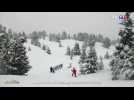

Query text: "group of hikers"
[50, 64, 63, 73]
[50, 63, 77, 78]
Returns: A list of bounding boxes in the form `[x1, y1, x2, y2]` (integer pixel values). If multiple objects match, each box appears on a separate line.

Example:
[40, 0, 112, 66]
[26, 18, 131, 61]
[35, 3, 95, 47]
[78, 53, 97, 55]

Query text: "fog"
[0, 12, 125, 39]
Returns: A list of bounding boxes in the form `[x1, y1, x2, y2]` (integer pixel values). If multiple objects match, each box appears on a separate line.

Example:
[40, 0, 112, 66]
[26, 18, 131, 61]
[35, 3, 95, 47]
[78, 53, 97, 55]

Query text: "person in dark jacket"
[50, 67, 55, 73]
[71, 67, 77, 77]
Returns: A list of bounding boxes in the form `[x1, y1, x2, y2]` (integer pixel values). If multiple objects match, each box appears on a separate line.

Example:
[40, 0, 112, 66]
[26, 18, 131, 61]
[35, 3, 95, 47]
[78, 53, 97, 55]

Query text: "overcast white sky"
[0, 12, 125, 40]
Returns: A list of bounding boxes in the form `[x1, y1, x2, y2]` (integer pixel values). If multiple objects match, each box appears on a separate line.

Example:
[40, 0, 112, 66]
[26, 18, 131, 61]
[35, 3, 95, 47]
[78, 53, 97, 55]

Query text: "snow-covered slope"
[0, 39, 114, 86]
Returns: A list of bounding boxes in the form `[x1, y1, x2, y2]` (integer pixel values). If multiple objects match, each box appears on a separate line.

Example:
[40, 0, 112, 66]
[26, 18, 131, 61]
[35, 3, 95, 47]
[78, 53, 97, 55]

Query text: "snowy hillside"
[0, 38, 115, 86]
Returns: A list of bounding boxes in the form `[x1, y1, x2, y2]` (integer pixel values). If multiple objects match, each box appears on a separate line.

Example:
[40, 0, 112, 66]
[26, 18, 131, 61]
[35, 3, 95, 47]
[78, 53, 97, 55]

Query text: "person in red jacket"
[71, 67, 77, 77]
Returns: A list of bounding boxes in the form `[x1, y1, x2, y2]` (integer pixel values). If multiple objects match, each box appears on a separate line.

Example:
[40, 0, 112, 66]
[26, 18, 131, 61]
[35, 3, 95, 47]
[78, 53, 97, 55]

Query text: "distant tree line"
[48, 31, 118, 48]
[27, 29, 119, 49]
[28, 30, 47, 40]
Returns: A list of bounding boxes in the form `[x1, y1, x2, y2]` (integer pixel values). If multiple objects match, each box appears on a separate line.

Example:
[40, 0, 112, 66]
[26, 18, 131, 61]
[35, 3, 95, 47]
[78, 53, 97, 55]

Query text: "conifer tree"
[111, 12, 134, 80]
[5, 35, 31, 75]
[59, 40, 62, 47]
[79, 48, 87, 64]
[103, 37, 111, 48]
[42, 44, 46, 51]
[86, 46, 98, 73]
[73, 43, 81, 55]
[66, 46, 71, 55]
[0, 32, 10, 74]
[70, 49, 74, 60]
[104, 51, 110, 59]
[47, 47, 51, 54]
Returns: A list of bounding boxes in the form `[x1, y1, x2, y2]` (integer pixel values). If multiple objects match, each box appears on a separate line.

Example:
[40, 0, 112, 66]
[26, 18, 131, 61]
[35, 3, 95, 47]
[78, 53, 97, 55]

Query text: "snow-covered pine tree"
[31, 31, 41, 47]
[73, 43, 81, 55]
[104, 51, 110, 59]
[0, 25, 2, 33]
[96, 34, 104, 43]
[61, 31, 67, 40]
[56, 35, 60, 43]
[28, 46, 31, 51]
[59, 40, 62, 47]
[88, 39, 95, 47]
[17, 32, 27, 43]
[111, 12, 134, 80]
[4, 35, 31, 75]
[42, 44, 46, 51]
[66, 46, 71, 55]
[86, 46, 98, 73]
[103, 37, 111, 48]
[22, 32, 27, 43]
[79, 47, 87, 64]
[79, 40, 98, 74]
[82, 40, 88, 49]
[82, 44, 86, 51]
[73, 34, 77, 40]
[0, 24, 7, 33]
[68, 34, 71, 39]
[70, 49, 74, 60]
[47, 47, 51, 54]
[0, 32, 10, 74]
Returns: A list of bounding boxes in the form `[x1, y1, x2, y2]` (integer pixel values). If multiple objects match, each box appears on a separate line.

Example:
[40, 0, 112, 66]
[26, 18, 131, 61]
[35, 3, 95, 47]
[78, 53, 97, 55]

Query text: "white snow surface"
[0, 39, 116, 86]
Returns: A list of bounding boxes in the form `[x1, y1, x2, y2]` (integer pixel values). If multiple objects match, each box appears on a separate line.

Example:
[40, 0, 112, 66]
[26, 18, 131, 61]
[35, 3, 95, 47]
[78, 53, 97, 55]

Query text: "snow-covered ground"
[0, 38, 118, 87]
